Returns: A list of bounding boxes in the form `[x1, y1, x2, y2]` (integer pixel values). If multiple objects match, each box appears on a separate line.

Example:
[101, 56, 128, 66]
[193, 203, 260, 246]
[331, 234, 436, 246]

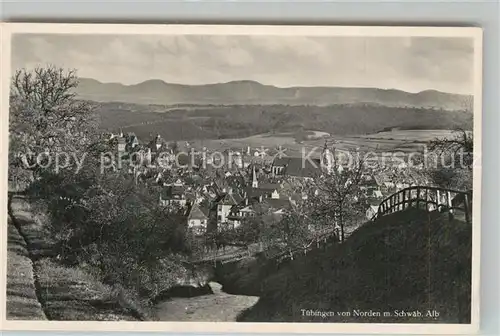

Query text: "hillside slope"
[7, 196, 141, 321]
[237, 208, 472, 323]
[77, 78, 471, 110]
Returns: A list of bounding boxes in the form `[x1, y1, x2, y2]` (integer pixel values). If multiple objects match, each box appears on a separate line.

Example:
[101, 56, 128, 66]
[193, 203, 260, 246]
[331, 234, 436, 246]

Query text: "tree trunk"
[339, 212, 345, 242]
[7, 192, 13, 217]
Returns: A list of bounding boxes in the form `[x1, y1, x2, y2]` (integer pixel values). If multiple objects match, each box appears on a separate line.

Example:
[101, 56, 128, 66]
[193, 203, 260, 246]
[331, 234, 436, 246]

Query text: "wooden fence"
[269, 229, 340, 265]
[371, 186, 473, 224]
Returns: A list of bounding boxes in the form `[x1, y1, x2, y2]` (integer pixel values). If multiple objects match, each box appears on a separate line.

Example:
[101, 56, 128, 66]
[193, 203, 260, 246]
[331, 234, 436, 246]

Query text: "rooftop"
[187, 204, 209, 220]
[273, 157, 321, 178]
[161, 185, 186, 199]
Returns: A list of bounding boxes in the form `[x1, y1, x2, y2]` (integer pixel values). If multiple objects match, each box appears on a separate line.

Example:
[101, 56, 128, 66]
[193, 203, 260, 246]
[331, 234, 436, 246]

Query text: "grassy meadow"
[185, 129, 457, 159]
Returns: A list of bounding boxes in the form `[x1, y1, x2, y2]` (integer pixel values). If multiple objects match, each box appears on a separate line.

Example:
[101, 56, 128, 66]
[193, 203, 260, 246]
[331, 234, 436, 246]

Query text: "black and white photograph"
[1, 24, 482, 333]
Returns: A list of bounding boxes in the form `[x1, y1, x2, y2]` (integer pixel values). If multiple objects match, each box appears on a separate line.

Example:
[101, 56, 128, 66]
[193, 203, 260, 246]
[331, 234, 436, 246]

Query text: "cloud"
[11, 33, 474, 94]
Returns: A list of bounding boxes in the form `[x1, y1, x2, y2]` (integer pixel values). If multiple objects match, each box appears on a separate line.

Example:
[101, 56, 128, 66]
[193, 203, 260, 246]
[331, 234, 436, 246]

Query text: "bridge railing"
[371, 186, 473, 224]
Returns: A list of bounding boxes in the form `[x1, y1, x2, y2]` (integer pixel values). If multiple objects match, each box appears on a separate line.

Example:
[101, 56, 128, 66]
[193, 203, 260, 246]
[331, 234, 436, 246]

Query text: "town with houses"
[107, 130, 431, 238]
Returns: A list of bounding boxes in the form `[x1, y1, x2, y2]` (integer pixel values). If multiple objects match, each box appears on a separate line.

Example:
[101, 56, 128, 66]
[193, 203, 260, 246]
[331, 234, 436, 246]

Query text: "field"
[324, 129, 457, 153]
[184, 129, 457, 159]
[95, 102, 472, 145]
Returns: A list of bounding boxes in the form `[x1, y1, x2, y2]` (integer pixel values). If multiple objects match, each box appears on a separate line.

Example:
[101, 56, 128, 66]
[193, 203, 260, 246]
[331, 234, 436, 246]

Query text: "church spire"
[321, 140, 333, 173]
[252, 165, 258, 188]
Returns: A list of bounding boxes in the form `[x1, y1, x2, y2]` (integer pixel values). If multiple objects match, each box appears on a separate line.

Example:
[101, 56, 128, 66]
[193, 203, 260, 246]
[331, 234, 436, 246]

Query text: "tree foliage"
[427, 128, 474, 190]
[307, 148, 367, 242]
[9, 66, 98, 188]
[9, 66, 190, 301]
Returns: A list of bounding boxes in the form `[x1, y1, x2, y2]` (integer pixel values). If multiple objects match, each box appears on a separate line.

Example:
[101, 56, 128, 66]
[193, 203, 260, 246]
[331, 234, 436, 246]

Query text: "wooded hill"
[77, 78, 471, 111]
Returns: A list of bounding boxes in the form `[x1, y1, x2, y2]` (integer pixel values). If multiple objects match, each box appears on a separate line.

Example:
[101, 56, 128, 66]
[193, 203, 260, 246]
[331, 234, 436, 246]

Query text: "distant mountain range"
[76, 78, 472, 110]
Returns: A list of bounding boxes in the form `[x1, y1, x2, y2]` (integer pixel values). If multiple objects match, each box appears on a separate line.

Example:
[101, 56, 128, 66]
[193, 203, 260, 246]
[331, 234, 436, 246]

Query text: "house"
[238, 205, 255, 218]
[226, 175, 246, 190]
[396, 182, 410, 190]
[265, 198, 293, 215]
[270, 189, 280, 199]
[148, 134, 164, 153]
[159, 185, 187, 207]
[271, 157, 289, 175]
[366, 204, 380, 220]
[173, 178, 184, 186]
[383, 181, 395, 189]
[187, 204, 209, 235]
[245, 186, 271, 203]
[225, 214, 243, 230]
[373, 174, 384, 188]
[117, 136, 126, 153]
[205, 184, 218, 199]
[185, 190, 204, 205]
[227, 151, 243, 168]
[271, 157, 321, 179]
[363, 174, 379, 188]
[126, 133, 139, 149]
[253, 148, 267, 158]
[259, 182, 281, 192]
[216, 193, 241, 223]
[155, 170, 179, 186]
[226, 208, 243, 229]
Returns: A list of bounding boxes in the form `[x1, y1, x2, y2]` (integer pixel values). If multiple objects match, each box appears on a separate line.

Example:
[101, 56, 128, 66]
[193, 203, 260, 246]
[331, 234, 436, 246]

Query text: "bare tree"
[308, 147, 367, 242]
[9, 66, 98, 178]
[9, 66, 98, 211]
[460, 95, 473, 113]
[427, 128, 474, 190]
[272, 203, 328, 259]
[429, 128, 473, 159]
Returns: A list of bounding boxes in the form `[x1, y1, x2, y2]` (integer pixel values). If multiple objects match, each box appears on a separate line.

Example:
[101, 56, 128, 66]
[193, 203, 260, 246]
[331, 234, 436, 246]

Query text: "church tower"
[321, 141, 334, 173]
[251, 165, 259, 188]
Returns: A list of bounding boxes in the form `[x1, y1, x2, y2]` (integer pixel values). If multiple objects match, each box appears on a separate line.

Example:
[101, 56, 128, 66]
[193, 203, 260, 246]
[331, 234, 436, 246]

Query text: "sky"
[11, 34, 475, 94]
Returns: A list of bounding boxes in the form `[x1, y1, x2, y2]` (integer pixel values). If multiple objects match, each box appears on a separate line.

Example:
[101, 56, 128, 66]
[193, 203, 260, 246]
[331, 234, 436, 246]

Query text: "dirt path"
[6, 216, 47, 320]
[155, 282, 259, 322]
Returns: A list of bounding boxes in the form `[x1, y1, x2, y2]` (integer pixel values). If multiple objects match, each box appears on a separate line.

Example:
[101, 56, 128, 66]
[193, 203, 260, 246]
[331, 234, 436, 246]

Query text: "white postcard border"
[0, 23, 482, 334]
